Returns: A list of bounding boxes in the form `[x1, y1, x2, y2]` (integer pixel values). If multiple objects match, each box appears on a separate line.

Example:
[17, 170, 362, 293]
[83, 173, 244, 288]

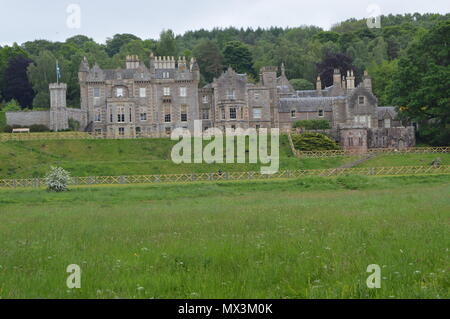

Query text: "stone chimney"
[333, 68, 341, 88]
[346, 70, 355, 89]
[125, 55, 140, 69]
[363, 70, 372, 91]
[316, 76, 322, 93]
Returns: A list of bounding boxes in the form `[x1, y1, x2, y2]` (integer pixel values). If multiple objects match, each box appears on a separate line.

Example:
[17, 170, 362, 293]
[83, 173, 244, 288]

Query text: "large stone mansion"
[5, 54, 415, 150]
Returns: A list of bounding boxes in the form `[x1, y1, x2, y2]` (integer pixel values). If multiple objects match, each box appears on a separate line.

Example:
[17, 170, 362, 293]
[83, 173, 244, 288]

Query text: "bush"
[68, 118, 80, 131]
[292, 132, 340, 151]
[293, 120, 331, 130]
[44, 166, 72, 192]
[30, 124, 50, 132]
[0, 112, 6, 132]
[3, 99, 21, 112]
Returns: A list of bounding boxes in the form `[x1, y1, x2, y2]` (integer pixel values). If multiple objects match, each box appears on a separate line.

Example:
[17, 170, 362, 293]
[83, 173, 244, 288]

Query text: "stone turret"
[49, 83, 68, 132]
[260, 66, 278, 87]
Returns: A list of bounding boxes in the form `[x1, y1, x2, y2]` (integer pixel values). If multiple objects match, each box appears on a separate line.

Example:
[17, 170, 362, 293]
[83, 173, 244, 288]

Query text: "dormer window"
[116, 88, 124, 98]
[358, 96, 365, 105]
[202, 96, 209, 104]
[318, 109, 324, 117]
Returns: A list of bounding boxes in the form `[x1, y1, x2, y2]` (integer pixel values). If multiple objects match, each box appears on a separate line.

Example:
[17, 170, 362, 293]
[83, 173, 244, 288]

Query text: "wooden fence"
[296, 147, 449, 158]
[1, 165, 449, 189]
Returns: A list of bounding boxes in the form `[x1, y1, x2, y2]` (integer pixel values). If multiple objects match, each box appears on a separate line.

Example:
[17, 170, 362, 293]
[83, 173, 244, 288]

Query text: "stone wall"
[5, 111, 50, 127]
[368, 127, 416, 149]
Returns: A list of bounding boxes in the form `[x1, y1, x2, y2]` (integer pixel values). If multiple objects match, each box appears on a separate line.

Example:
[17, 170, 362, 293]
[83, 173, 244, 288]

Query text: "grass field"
[0, 137, 447, 179]
[0, 174, 448, 298]
[0, 137, 360, 178]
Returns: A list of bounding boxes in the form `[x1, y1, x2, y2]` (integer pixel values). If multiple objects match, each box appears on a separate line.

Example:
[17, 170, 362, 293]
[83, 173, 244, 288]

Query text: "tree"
[290, 79, 314, 91]
[106, 34, 141, 57]
[3, 56, 34, 108]
[193, 40, 224, 83]
[367, 59, 398, 106]
[316, 52, 355, 87]
[27, 50, 57, 108]
[391, 21, 450, 145]
[222, 41, 255, 76]
[156, 30, 178, 57]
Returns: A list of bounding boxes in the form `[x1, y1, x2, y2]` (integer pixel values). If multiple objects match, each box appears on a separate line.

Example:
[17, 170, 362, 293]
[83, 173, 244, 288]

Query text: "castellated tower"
[49, 83, 68, 131]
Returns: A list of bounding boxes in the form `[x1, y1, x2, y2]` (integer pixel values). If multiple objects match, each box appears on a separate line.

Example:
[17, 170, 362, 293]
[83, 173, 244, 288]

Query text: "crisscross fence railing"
[296, 147, 449, 158]
[0, 165, 448, 189]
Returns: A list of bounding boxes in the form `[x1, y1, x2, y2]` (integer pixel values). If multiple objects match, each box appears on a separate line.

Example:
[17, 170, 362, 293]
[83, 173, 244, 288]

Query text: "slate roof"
[279, 96, 346, 112]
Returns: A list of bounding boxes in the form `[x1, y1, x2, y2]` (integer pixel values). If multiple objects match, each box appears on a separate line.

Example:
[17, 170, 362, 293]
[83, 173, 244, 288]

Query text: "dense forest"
[0, 13, 448, 144]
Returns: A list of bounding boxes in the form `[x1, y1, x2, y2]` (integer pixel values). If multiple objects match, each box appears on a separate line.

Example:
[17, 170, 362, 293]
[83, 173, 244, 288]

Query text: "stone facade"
[5, 54, 415, 150]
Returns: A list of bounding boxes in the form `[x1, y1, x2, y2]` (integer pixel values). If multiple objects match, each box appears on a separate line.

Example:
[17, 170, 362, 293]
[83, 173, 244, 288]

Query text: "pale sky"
[0, 0, 449, 46]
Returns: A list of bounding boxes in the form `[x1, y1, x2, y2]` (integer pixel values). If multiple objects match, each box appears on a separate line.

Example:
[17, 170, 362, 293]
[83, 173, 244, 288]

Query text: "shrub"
[3, 99, 21, 112]
[4, 124, 23, 133]
[44, 166, 72, 192]
[30, 124, 50, 132]
[293, 120, 331, 130]
[0, 112, 6, 132]
[292, 132, 340, 151]
[68, 118, 80, 131]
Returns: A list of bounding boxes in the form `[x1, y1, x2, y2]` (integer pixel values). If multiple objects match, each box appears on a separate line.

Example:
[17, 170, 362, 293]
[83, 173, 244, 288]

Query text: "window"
[116, 88, 124, 98]
[163, 87, 171, 96]
[179, 87, 187, 97]
[117, 107, 125, 123]
[221, 108, 225, 120]
[94, 129, 102, 135]
[348, 137, 354, 146]
[140, 88, 146, 98]
[110, 111, 113, 123]
[358, 137, 363, 146]
[227, 89, 236, 100]
[231, 125, 236, 130]
[291, 110, 296, 118]
[95, 110, 101, 122]
[254, 92, 260, 100]
[163, 72, 170, 79]
[129, 108, 132, 122]
[229, 107, 237, 120]
[181, 105, 188, 122]
[165, 127, 171, 135]
[164, 105, 171, 123]
[256, 124, 261, 130]
[253, 108, 262, 119]
[358, 96, 365, 105]
[318, 109, 324, 117]
[93, 88, 100, 98]
[118, 127, 125, 136]
[202, 96, 209, 104]
[140, 108, 147, 121]
[384, 118, 391, 128]
[136, 127, 141, 134]
[202, 109, 210, 120]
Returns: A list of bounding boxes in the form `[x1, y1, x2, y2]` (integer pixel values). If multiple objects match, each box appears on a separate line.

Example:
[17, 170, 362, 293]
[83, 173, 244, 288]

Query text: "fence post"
[120, 176, 126, 184]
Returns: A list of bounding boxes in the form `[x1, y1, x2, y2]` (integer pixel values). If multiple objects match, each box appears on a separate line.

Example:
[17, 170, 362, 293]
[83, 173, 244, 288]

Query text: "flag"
[56, 60, 61, 83]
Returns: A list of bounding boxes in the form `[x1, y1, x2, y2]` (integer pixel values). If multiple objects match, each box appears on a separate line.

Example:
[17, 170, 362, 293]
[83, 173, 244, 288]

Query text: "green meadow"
[0, 137, 447, 179]
[0, 175, 449, 298]
[0, 136, 358, 178]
